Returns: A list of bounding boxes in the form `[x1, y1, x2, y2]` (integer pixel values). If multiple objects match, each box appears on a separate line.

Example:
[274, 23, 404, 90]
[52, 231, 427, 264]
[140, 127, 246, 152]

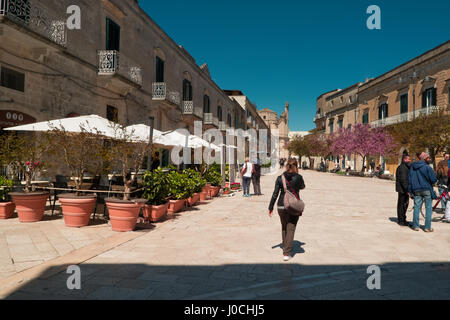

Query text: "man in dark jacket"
[395, 154, 411, 226]
[408, 152, 438, 232]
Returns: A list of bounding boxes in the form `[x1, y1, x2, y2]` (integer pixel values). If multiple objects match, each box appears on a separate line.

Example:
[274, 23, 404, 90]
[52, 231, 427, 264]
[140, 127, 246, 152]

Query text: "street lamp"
[147, 116, 155, 170]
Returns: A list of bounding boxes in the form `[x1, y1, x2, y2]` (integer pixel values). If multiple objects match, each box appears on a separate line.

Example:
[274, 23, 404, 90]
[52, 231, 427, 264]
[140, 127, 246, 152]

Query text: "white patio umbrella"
[162, 130, 221, 151]
[4, 114, 121, 138]
[126, 124, 177, 148]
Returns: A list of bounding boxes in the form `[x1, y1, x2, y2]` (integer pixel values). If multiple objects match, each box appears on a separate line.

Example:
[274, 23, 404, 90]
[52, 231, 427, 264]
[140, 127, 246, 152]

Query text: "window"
[1, 67, 25, 92]
[227, 113, 232, 126]
[203, 95, 210, 113]
[217, 106, 223, 122]
[329, 120, 334, 134]
[106, 18, 120, 51]
[106, 105, 118, 123]
[378, 103, 388, 119]
[155, 56, 164, 82]
[422, 87, 437, 108]
[338, 118, 343, 129]
[400, 94, 408, 114]
[182, 79, 192, 101]
[235, 114, 239, 128]
[362, 112, 369, 124]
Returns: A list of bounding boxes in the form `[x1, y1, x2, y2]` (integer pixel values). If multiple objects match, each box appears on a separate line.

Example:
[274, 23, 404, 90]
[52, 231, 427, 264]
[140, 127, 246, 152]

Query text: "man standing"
[241, 157, 254, 197]
[252, 158, 262, 196]
[408, 152, 438, 232]
[395, 154, 411, 226]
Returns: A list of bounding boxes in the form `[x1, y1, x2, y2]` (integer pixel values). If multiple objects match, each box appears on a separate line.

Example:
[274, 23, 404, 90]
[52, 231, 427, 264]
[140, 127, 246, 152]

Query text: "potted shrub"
[46, 125, 108, 227]
[223, 187, 231, 195]
[231, 182, 241, 190]
[204, 167, 223, 197]
[184, 169, 205, 206]
[0, 132, 50, 222]
[105, 125, 151, 232]
[0, 176, 15, 219]
[142, 168, 170, 222]
[167, 169, 195, 214]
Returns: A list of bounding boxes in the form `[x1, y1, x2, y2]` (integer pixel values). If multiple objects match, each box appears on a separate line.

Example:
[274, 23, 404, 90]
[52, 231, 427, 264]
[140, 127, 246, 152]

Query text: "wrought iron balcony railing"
[1, 0, 67, 46]
[203, 113, 213, 125]
[370, 105, 440, 128]
[219, 121, 226, 131]
[182, 101, 194, 114]
[98, 50, 142, 86]
[152, 82, 180, 106]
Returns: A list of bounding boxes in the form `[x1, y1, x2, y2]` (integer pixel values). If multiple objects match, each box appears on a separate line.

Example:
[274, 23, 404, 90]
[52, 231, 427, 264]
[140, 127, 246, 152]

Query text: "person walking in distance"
[395, 154, 412, 226]
[436, 154, 449, 211]
[241, 157, 255, 197]
[408, 152, 438, 232]
[268, 159, 305, 261]
[252, 158, 262, 196]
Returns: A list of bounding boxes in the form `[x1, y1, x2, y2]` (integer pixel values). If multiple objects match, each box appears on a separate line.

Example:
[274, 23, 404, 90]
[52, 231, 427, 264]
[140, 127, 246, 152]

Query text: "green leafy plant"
[167, 170, 195, 200]
[142, 168, 170, 205]
[0, 176, 13, 202]
[204, 167, 223, 187]
[183, 169, 206, 194]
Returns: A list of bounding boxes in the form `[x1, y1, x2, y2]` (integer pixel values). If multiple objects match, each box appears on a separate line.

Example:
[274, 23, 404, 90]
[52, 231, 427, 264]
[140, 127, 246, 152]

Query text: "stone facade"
[0, 0, 269, 151]
[259, 103, 290, 159]
[314, 40, 450, 173]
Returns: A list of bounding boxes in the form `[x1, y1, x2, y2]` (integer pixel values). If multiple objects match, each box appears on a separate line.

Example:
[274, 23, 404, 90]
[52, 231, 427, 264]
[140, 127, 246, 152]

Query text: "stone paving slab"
[1, 170, 450, 299]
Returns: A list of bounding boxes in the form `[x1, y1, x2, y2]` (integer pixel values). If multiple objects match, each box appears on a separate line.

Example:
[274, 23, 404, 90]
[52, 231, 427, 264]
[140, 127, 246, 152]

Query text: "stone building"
[0, 0, 270, 167]
[259, 103, 290, 159]
[314, 40, 450, 173]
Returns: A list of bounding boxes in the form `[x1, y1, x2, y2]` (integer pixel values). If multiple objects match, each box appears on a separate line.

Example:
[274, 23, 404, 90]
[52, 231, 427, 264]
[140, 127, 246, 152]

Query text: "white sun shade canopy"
[3, 114, 120, 138]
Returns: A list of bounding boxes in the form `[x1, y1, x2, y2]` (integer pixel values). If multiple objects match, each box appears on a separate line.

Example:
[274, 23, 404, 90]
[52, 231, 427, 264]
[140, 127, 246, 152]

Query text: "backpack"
[281, 174, 305, 216]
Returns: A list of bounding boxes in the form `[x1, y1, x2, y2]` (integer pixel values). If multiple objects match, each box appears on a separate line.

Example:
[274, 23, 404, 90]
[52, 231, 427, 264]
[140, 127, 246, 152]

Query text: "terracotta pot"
[10, 192, 49, 223]
[202, 185, 211, 199]
[143, 202, 169, 222]
[186, 193, 200, 207]
[168, 199, 185, 214]
[223, 189, 231, 195]
[209, 186, 220, 197]
[199, 191, 208, 201]
[58, 194, 96, 228]
[105, 199, 141, 232]
[0, 202, 15, 219]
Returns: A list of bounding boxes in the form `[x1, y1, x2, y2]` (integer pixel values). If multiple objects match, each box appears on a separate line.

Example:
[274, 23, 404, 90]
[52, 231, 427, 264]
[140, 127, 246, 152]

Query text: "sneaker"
[424, 228, 434, 233]
[283, 255, 290, 261]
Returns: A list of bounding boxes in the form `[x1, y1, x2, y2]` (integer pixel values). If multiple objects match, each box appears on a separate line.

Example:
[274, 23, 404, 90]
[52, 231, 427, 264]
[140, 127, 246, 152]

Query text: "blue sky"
[140, 0, 450, 131]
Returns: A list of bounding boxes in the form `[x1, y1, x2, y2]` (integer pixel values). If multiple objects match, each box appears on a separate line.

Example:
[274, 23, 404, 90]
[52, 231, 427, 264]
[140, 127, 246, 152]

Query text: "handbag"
[281, 175, 305, 216]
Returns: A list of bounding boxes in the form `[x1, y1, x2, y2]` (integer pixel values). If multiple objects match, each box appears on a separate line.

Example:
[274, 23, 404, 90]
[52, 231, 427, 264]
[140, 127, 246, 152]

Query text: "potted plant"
[105, 125, 151, 232]
[0, 132, 50, 222]
[142, 168, 170, 222]
[0, 176, 15, 219]
[184, 169, 205, 206]
[231, 182, 241, 190]
[166, 169, 195, 214]
[46, 125, 108, 227]
[223, 187, 231, 195]
[204, 167, 223, 197]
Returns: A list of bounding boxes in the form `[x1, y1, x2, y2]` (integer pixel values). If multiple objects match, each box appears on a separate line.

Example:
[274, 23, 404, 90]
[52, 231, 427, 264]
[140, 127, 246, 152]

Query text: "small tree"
[0, 132, 49, 192]
[107, 125, 151, 201]
[388, 109, 450, 169]
[45, 123, 108, 195]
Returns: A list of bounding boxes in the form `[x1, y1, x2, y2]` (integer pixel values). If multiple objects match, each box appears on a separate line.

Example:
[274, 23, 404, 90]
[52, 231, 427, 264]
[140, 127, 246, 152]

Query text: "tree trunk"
[361, 155, 367, 173]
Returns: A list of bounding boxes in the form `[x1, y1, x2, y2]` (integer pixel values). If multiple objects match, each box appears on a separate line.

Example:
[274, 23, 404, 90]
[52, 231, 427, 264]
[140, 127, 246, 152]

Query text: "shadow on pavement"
[3, 261, 449, 300]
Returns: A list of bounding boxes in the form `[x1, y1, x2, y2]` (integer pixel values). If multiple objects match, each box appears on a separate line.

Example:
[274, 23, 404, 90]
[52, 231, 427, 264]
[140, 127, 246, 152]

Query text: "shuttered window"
[1, 67, 25, 92]
[217, 106, 223, 121]
[400, 94, 408, 114]
[155, 57, 164, 82]
[182, 79, 192, 101]
[378, 103, 388, 119]
[203, 95, 210, 113]
[422, 88, 437, 108]
[106, 18, 120, 51]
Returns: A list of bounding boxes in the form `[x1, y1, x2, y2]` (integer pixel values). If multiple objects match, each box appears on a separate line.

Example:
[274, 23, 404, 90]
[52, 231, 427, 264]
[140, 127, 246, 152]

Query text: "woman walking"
[268, 159, 305, 261]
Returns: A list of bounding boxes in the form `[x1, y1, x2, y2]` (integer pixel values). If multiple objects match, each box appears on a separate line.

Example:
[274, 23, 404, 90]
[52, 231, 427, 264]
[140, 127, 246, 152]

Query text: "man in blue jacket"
[408, 152, 438, 232]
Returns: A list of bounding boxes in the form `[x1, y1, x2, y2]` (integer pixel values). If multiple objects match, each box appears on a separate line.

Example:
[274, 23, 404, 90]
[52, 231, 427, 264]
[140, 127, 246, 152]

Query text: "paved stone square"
[1, 170, 449, 300]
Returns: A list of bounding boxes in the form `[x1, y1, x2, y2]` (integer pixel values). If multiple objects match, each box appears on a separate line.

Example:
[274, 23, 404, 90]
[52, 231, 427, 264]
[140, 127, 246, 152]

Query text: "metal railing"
[1, 0, 67, 46]
[182, 101, 194, 114]
[370, 105, 440, 128]
[98, 50, 142, 86]
[152, 82, 180, 106]
[203, 113, 213, 124]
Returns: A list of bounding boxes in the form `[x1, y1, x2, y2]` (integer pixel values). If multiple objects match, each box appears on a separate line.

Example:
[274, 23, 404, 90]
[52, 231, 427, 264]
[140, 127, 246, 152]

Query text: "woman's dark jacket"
[395, 162, 410, 194]
[269, 172, 305, 211]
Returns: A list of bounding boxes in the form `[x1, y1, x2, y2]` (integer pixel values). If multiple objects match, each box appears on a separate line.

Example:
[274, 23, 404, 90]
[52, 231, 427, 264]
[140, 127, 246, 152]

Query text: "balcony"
[1, 0, 67, 46]
[98, 50, 143, 86]
[152, 82, 180, 106]
[370, 106, 440, 128]
[182, 101, 194, 114]
[203, 113, 213, 125]
[219, 121, 227, 131]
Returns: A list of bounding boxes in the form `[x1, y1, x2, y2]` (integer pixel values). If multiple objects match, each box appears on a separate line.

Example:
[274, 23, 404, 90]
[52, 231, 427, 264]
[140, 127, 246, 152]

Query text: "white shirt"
[243, 162, 253, 178]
